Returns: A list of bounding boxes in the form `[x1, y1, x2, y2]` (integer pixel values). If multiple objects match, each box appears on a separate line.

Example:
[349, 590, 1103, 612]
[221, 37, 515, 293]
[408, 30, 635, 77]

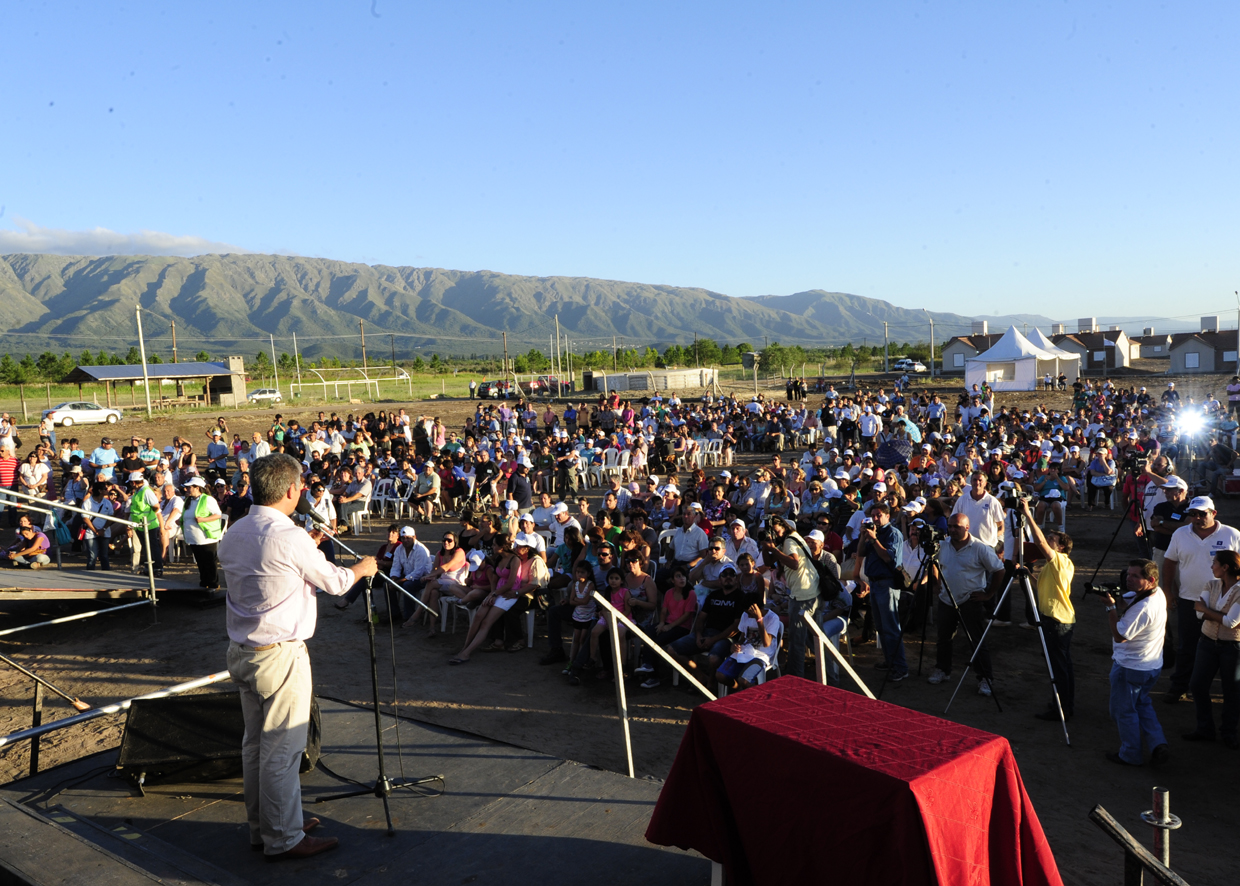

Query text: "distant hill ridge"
[0, 253, 1054, 358]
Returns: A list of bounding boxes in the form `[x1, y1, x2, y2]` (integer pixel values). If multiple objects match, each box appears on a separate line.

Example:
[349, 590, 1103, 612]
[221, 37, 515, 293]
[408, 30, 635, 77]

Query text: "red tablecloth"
[646, 677, 1062, 886]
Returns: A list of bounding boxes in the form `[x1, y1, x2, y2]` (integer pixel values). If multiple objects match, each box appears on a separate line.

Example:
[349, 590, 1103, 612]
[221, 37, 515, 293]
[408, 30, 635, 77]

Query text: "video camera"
[1082, 581, 1123, 598]
[1121, 454, 1148, 473]
[1002, 490, 1033, 510]
[918, 524, 945, 554]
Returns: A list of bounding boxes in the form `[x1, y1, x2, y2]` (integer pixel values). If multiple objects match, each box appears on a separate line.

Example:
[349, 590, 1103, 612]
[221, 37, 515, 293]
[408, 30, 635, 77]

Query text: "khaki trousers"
[227, 640, 312, 854]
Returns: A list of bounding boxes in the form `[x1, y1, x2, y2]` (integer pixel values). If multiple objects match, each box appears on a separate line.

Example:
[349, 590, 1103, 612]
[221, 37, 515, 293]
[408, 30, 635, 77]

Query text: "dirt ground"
[1, 374, 1236, 885]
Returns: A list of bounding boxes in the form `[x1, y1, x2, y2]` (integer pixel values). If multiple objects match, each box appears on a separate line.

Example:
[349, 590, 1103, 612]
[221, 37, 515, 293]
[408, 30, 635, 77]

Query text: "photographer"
[1018, 499, 1076, 721]
[857, 503, 907, 681]
[761, 516, 820, 678]
[1100, 560, 1170, 768]
[927, 514, 1002, 696]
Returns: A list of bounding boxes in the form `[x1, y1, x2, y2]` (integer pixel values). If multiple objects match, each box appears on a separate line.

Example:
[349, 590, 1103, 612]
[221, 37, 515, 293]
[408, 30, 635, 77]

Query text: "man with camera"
[857, 503, 907, 681]
[1162, 496, 1240, 703]
[222, 454, 379, 860]
[761, 516, 820, 678]
[1099, 560, 1169, 767]
[1017, 499, 1076, 721]
[927, 513, 1003, 696]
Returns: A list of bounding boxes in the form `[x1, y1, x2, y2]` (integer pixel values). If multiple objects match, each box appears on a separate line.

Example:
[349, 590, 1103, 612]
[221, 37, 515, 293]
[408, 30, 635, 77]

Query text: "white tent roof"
[971, 326, 1058, 362]
[1026, 327, 1080, 360]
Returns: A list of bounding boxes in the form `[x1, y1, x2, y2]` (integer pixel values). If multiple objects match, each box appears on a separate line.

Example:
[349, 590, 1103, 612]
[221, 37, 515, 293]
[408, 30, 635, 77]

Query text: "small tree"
[195, 350, 211, 362]
[411, 356, 426, 372]
[125, 346, 142, 365]
[78, 349, 95, 366]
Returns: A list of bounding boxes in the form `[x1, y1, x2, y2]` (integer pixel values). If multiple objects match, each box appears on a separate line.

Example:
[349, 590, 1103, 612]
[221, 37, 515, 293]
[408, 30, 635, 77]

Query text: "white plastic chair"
[371, 478, 398, 519]
[594, 448, 622, 486]
[704, 440, 724, 467]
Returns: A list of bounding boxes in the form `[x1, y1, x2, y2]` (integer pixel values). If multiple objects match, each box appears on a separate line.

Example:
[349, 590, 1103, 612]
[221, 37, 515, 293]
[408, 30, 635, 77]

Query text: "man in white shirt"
[1100, 559, 1169, 767]
[390, 525, 433, 623]
[689, 537, 735, 600]
[661, 505, 710, 583]
[951, 472, 1005, 549]
[1161, 496, 1240, 702]
[723, 519, 762, 568]
[250, 432, 272, 461]
[549, 502, 581, 547]
[221, 454, 377, 860]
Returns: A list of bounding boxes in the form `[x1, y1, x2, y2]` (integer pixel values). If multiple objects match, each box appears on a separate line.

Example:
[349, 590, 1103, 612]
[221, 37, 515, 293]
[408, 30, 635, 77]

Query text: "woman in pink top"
[635, 565, 698, 689]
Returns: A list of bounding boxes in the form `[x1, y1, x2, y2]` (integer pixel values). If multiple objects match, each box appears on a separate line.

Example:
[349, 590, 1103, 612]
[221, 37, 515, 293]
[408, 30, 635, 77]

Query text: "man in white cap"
[951, 472, 1005, 550]
[723, 518, 762, 567]
[550, 501, 580, 547]
[127, 470, 164, 577]
[1162, 496, 1240, 702]
[390, 525, 433, 624]
[207, 430, 230, 480]
[516, 514, 547, 557]
[183, 477, 224, 589]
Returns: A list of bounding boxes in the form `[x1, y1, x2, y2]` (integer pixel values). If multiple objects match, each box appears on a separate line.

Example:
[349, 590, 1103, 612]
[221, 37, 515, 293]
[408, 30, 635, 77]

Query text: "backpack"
[789, 534, 845, 603]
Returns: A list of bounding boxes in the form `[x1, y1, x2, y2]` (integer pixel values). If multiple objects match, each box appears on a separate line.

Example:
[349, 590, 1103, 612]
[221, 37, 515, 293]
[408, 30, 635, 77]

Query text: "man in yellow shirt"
[1019, 500, 1076, 721]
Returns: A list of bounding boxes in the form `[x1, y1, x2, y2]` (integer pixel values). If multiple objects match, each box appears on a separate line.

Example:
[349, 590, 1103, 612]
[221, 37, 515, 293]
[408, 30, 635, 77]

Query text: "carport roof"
[65, 362, 236, 384]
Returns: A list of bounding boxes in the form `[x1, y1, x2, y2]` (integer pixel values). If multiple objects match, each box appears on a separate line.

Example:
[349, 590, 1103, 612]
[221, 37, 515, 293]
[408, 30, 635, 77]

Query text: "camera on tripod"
[1083, 581, 1123, 598]
[1122, 454, 1148, 473]
[1003, 490, 1033, 509]
[918, 525, 945, 553]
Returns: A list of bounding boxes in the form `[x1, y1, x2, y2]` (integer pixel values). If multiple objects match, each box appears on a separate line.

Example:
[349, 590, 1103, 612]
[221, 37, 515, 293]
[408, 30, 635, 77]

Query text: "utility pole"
[883, 321, 889, 373]
[555, 314, 562, 378]
[612, 336, 618, 373]
[390, 334, 397, 374]
[270, 334, 280, 395]
[695, 332, 699, 367]
[359, 320, 368, 372]
[170, 320, 178, 363]
[924, 309, 935, 378]
[503, 332, 509, 376]
[135, 308, 152, 417]
[293, 332, 302, 390]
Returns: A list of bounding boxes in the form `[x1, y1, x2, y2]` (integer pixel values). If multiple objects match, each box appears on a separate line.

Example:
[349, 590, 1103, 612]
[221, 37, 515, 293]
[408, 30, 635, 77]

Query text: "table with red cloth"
[646, 677, 1062, 886]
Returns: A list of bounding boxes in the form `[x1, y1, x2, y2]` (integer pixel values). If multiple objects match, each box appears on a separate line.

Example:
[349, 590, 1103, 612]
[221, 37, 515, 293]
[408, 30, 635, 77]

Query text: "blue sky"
[2, 1, 1237, 325]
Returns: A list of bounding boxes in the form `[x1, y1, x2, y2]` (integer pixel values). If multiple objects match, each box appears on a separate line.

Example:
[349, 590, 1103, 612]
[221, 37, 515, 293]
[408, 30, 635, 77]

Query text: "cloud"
[0, 217, 251, 257]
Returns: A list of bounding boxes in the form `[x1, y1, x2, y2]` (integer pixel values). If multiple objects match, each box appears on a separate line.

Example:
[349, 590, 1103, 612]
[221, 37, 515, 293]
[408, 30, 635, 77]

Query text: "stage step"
[0, 799, 249, 886]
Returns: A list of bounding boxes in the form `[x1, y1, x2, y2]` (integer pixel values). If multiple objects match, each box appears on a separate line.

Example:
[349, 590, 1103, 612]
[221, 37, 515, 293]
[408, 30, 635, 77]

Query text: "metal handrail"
[0, 600, 152, 638]
[0, 671, 231, 750]
[591, 591, 717, 780]
[804, 611, 877, 700]
[0, 484, 160, 603]
[1089, 804, 1191, 886]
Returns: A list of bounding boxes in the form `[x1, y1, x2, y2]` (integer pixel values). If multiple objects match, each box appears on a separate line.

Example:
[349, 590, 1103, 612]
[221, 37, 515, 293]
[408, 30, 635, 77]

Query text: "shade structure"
[965, 326, 1080, 392]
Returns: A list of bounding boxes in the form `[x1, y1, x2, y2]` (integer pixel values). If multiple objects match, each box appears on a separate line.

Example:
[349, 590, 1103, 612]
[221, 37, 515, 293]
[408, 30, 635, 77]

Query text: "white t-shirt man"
[952, 492, 1005, 549]
[731, 608, 783, 667]
[1164, 521, 1240, 601]
[1113, 592, 1167, 669]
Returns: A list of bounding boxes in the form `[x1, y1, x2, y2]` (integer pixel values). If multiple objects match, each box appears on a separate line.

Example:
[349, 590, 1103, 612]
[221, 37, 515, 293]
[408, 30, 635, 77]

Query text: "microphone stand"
[299, 505, 442, 830]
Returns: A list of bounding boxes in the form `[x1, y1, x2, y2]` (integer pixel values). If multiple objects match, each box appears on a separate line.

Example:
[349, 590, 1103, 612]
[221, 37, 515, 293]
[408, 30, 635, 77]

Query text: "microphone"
[295, 494, 330, 528]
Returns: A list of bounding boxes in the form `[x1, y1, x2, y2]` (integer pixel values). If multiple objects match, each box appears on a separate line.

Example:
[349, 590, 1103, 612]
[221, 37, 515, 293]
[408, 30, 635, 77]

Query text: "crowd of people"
[3, 370, 1240, 766]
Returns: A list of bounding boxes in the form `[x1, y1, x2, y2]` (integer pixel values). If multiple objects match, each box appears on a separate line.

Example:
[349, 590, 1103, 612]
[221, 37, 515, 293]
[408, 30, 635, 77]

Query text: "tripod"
[313, 537, 443, 831]
[946, 508, 1071, 745]
[1085, 465, 1153, 589]
[912, 545, 982, 682]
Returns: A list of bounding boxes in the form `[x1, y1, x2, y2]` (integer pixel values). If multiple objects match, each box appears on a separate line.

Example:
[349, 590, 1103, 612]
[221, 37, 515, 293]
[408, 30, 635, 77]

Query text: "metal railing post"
[1141, 787, 1182, 869]
[141, 522, 158, 618]
[1088, 804, 1191, 886]
[29, 683, 43, 776]
[803, 614, 877, 700]
[607, 606, 635, 779]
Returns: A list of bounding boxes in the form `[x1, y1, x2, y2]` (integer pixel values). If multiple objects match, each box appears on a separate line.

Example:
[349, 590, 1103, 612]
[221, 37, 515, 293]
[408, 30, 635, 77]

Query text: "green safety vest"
[128, 485, 160, 530]
[185, 493, 223, 541]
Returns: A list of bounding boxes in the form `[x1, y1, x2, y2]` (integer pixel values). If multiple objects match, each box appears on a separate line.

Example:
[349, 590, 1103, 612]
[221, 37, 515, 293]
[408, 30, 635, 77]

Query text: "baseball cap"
[466, 550, 485, 572]
[518, 513, 535, 524]
[687, 502, 703, 511]
[1043, 488, 1062, 500]
[184, 477, 207, 488]
[872, 481, 886, 492]
[1162, 476, 1189, 491]
[806, 529, 826, 543]
[399, 526, 417, 538]
[720, 470, 732, 479]
[551, 502, 569, 515]
[128, 471, 145, 482]
[101, 437, 112, 445]
[730, 518, 747, 528]
[503, 500, 518, 511]
[214, 478, 226, 485]
[514, 532, 538, 548]
[1187, 496, 1215, 513]
[69, 465, 82, 473]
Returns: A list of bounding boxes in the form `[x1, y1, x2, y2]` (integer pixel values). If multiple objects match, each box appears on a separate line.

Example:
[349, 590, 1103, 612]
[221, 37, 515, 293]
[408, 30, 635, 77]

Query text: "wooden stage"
[0, 567, 204, 601]
[0, 697, 706, 885]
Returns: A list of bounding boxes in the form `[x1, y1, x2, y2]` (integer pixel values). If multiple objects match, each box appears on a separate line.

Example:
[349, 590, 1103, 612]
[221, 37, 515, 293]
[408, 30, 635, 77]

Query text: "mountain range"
[0, 252, 1057, 360]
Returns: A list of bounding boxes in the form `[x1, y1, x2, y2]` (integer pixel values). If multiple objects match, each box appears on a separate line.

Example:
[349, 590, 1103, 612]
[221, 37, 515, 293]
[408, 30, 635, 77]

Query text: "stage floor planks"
[0, 697, 707, 886]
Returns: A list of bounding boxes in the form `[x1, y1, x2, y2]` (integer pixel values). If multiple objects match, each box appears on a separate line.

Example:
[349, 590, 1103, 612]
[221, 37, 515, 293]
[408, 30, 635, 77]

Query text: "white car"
[893, 359, 927, 373]
[42, 402, 122, 427]
[247, 388, 283, 404]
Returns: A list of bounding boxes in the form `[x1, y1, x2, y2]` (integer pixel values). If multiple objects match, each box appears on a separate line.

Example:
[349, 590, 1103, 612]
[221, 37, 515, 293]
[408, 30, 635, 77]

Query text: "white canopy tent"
[1027, 327, 1079, 360]
[965, 326, 1080, 392]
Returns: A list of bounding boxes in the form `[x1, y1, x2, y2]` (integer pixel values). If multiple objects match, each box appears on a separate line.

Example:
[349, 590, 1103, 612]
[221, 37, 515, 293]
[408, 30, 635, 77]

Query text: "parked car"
[893, 359, 927, 373]
[478, 380, 512, 399]
[247, 388, 283, 404]
[42, 402, 122, 427]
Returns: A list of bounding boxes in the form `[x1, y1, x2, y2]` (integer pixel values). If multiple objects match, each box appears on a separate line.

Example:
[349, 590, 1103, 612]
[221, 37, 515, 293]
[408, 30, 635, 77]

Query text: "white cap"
[1043, 489, 1062, 500]
[504, 500, 518, 511]
[467, 550, 485, 572]
[730, 518, 747, 528]
[514, 532, 539, 548]
[834, 469, 849, 479]
[1187, 496, 1215, 513]
[128, 471, 145, 482]
[1162, 476, 1188, 491]
[399, 525, 416, 537]
[687, 502, 703, 511]
[551, 502, 569, 515]
[184, 477, 207, 488]
[806, 529, 826, 543]
[518, 512, 535, 524]
[872, 481, 886, 492]
[720, 471, 732, 479]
